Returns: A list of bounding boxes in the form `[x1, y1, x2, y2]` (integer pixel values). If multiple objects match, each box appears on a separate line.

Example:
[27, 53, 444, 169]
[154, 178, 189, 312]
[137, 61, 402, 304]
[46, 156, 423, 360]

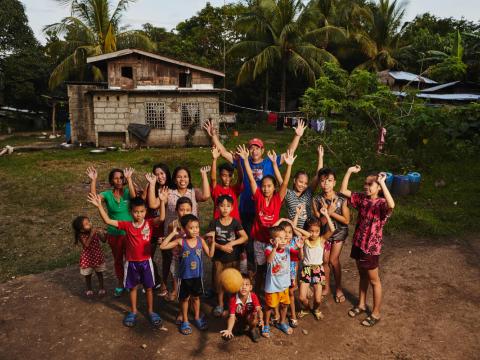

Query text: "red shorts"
[350, 246, 379, 270]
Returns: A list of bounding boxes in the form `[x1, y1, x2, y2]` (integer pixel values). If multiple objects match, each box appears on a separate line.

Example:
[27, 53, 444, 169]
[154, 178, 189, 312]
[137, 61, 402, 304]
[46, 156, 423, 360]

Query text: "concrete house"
[67, 49, 226, 147]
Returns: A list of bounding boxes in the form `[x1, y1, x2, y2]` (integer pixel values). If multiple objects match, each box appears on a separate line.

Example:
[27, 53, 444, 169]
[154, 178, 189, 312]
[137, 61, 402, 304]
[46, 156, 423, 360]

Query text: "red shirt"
[211, 183, 242, 221]
[117, 219, 154, 261]
[349, 192, 392, 255]
[252, 188, 282, 243]
[229, 292, 261, 317]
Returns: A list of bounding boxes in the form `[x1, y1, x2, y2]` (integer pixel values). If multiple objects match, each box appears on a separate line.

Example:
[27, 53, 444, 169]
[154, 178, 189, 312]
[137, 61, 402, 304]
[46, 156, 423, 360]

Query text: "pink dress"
[79, 231, 105, 269]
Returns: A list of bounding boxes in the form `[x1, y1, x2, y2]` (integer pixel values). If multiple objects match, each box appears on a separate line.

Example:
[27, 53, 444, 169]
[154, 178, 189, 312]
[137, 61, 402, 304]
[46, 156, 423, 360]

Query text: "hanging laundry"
[267, 112, 278, 125]
[310, 119, 325, 133]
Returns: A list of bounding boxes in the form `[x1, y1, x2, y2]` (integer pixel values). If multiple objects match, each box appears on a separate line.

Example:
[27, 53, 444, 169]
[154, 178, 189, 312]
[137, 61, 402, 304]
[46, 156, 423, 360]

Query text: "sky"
[22, 0, 480, 44]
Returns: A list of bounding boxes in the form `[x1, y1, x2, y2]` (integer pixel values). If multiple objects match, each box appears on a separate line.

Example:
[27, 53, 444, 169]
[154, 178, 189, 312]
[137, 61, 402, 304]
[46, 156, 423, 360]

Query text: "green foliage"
[428, 56, 467, 82]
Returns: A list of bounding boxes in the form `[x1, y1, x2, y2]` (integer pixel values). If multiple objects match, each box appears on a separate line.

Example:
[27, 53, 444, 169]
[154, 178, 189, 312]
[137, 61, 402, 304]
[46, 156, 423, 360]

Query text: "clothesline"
[220, 100, 303, 114]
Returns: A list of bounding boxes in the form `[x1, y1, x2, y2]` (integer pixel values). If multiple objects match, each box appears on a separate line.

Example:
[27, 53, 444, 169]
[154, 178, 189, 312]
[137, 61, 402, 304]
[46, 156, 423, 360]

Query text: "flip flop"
[85, 290, 94, 298]
[348, 307, 366, 318]
[313, 309, 324, 320]
[149, 312, 163, 327]
[362, 315, 380, 327]
[114, 287, 124, 297]
[275, 322, 293, 335]
[192, 316, 208, 331]
[179, 321, 192, 335]
[213, 305, 224, 317]
[261, 325, 270, 338]
[123, 312, 137, 327]
[334, 294, 346, 303]
[289, 318, 299, 328]
[98, 289, 106, 297]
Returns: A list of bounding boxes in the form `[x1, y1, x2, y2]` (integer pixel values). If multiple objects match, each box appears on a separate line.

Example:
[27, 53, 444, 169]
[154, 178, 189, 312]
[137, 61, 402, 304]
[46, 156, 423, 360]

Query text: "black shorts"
[350, 246, 379, 270]
[179, 277, 203, 299]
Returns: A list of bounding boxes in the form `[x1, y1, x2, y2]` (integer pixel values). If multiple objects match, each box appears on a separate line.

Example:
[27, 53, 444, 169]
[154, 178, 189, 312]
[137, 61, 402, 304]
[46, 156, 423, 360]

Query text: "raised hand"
[158, 186, 169, 202]
[145, 173, 156, 185]
[203, 119, 216, 137]
[211, 146, 221, 159]
[296, 203, 305, 215]
[348, 165, 361, 173]
[317, 145, 324, 159]
[294, 119, 307, 137]
[123, 167, 134, 179]
[377, 172, 387, 184]
[87, 193, 102, 207]
[236, 144, 249, 160]
[327, 197, 337, 215]
[86, 166, 98, 181]
[284, 149, 297, 166]
[220, 329, 234, 339]
[271, 237, 279, 249]
[267, 150, 278, 164]
[320, 206, 329, 217]
[200, 165, 211, 174]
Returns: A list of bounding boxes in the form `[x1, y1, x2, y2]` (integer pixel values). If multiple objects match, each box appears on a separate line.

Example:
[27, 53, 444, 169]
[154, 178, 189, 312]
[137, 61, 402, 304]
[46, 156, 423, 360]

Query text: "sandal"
[334, 293, 346, 303]
[348, 307, 366, 318]
[179, 321, 192, 335]
[213, 305, 224, 317]
[192, 316, 208, 331]
[261, 325, 271, 338]
[114, 287, 124, 297]
[98, 289, 106, 297]
[157, 289, 168, 297]
[275, 322, 293, 335]
[313, 309, 324, 320]
[123, 312, 137, 327]
[269, 317, 279, 326]
[362, 315, 380, 327]
[289, 318, 298, 328]
[297, 309, 310, 318]
[149, 312, 163, 327]
[85, 290, 94, 297]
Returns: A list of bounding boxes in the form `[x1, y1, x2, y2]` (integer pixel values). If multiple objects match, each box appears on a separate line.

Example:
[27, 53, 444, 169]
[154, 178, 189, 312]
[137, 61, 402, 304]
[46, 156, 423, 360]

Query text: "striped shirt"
[284, 188, 313, 228]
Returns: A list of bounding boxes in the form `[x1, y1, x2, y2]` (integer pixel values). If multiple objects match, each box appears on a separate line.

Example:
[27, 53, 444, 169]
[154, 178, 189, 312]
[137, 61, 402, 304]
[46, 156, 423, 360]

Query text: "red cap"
[248, 138, 264, 148]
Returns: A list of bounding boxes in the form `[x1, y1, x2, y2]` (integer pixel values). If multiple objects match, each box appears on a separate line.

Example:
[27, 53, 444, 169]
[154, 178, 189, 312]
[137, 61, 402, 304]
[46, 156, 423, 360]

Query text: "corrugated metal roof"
[87, 49, 225, 77]
[416, 93, 480, 101]
[391, 91, 407, 97]
[388, 71, 437, 84]
[421, 81, 460, 93]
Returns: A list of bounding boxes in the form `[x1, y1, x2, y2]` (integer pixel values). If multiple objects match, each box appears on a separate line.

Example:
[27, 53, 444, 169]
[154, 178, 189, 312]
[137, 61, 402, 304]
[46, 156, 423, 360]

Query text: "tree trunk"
[280, 58, 287, 113]
[264, 71, 269, 110]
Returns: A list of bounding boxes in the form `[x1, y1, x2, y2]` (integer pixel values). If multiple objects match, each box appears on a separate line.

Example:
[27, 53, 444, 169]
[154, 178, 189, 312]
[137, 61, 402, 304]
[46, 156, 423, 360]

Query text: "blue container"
[407, 172, 421, 194]
[65, 121, 71, 143]
[385, 172, 393, 190]
[392, 175, 410, 197]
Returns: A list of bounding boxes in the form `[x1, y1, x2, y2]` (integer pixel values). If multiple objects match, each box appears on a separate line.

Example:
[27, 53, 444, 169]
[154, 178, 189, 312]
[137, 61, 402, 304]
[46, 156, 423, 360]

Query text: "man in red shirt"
[221, 273, 263, 342]
[88, 194, 164, 329]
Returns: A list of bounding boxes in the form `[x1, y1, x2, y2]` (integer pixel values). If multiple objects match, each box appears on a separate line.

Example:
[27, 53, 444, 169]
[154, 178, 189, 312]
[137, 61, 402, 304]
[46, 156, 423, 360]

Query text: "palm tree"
[44, 0, 154, 89]
[354, 0, 407, 71]
[229, 0, 342, 112]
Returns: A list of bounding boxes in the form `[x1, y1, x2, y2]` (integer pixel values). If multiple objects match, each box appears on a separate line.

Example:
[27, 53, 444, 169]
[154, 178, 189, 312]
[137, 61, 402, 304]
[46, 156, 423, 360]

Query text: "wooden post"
[52, 102, 57, 136]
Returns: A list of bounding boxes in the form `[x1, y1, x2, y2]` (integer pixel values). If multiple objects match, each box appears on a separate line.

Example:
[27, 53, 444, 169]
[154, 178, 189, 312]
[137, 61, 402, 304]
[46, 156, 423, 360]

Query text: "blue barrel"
[65, 121, 71, 143]
[392, 175, 410, 196]
[385, 172, 393, 190]
[407, 172, 421, 194]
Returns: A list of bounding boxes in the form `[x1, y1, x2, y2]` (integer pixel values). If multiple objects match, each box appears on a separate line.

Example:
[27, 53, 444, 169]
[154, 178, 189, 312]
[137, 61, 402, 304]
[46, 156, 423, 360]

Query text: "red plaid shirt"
[349, 192, 392, 255]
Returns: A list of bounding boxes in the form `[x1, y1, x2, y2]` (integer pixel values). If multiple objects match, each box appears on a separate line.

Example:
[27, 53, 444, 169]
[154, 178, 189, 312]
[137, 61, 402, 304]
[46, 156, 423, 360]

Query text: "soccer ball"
[219, 268, 243, 293]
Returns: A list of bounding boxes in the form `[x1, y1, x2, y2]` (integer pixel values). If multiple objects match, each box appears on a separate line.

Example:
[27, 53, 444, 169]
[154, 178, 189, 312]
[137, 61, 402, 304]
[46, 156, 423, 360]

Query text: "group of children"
[73, 119, 395, 340]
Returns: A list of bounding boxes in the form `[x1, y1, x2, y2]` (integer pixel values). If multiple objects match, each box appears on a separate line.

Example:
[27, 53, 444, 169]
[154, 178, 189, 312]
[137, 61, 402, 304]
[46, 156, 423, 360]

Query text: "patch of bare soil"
[1, 234, 479, 360]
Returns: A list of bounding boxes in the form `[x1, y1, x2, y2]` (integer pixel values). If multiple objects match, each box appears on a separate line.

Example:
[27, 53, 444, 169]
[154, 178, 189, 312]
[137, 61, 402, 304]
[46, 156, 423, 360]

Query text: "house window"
[179, 72, 192, 87]
[145, 102, 166, 129]
[181, 102, 200, 129]
[121, 66, 133, 79]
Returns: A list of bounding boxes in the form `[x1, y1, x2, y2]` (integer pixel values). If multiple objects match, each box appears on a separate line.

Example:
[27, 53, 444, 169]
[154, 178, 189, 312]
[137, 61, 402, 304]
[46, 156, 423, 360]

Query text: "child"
[87, 194, 163, 328]
[220, 273, 264, 342]
[312, 167, 350, 302]
[340, 166, 394, 327]
[210, 146, 242, 221]
[207, 195, 248, 317]
[297, 213, 335, 320]
[263, 226, 303, 337]
[270, 145, 324, 229]
[86, 166, 137, 297]
[160, 214, 215, 335]
[236, 145, 296, 294]
[72, 216, 106, 297]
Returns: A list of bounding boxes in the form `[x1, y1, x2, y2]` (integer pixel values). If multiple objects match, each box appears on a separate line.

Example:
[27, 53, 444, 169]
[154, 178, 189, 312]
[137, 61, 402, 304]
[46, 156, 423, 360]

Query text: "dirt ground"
[1, 234, 479, 360]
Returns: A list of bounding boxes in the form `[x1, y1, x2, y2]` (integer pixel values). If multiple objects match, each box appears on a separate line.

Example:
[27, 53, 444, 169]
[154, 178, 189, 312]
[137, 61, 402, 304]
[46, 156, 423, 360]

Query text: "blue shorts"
[123, 259, 155, 289]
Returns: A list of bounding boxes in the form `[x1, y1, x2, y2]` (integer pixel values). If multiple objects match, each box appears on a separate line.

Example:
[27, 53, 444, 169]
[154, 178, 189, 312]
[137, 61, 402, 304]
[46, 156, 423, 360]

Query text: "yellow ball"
[219, 268, 243, 293]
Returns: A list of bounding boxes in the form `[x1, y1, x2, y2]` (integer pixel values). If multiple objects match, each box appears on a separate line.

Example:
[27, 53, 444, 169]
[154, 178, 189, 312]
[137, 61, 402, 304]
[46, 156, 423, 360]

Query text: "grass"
[0, 124, 478, 282]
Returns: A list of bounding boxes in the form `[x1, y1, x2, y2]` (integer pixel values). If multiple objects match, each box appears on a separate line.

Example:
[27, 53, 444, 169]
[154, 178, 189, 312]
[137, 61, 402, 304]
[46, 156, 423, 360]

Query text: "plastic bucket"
[385, 172, 393, 190]
[392, 175, 410, 196]
[407, 172, 421, 194]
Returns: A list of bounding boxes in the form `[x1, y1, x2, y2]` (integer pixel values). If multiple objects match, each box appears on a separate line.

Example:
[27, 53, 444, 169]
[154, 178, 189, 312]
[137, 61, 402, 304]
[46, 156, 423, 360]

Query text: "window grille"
[145, 102, 165, 129]
[181, 103, 200, 129]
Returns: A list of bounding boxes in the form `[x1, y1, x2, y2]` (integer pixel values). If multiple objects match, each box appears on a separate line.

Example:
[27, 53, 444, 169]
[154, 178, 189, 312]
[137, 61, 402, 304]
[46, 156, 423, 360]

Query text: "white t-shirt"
[303, 240, 325, 266]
